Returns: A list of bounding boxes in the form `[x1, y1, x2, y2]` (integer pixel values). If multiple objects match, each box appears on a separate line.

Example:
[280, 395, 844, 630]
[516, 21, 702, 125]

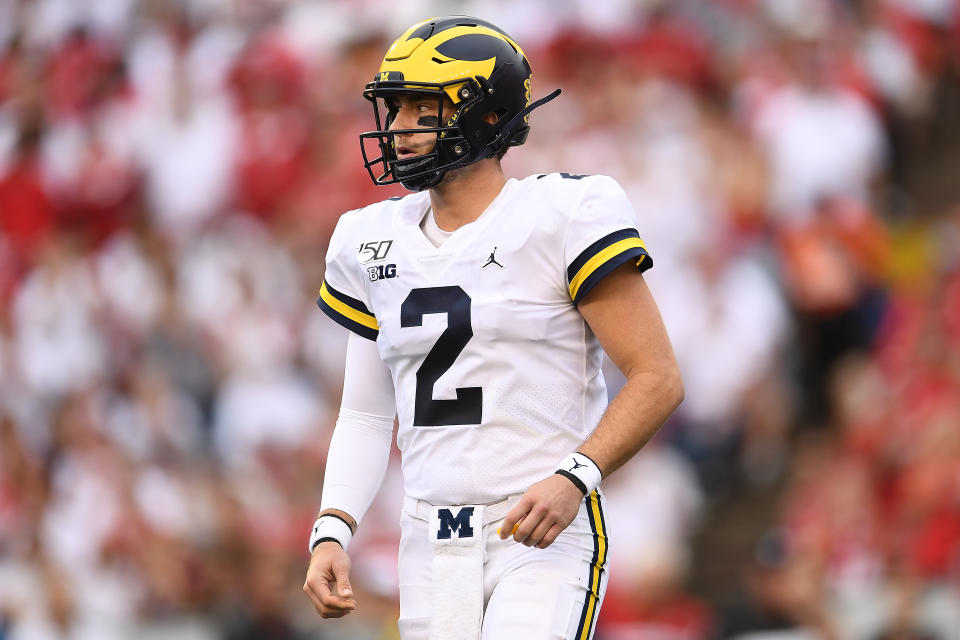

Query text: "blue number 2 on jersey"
[400, 287, 483, 426]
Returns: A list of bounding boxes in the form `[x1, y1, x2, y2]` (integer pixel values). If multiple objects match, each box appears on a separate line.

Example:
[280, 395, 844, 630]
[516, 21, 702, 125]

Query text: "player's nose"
[389, 108, 417, 132]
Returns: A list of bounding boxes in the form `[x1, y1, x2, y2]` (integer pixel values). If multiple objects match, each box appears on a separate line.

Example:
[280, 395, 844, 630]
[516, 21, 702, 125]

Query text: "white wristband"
[308, 515, 354, 554]
[554, 452, 602, 496]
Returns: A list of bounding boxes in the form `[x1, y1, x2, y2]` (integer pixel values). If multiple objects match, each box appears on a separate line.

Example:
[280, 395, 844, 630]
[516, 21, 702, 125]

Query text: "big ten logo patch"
[358, 240, 393, 264]
[436, 507, 475, 540]
[368, 264, 397, 281]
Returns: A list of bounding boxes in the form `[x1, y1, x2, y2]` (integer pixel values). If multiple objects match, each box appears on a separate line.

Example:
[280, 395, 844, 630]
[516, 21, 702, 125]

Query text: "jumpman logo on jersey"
[569, 457, 588, 472]
[482, 247, 504, 269]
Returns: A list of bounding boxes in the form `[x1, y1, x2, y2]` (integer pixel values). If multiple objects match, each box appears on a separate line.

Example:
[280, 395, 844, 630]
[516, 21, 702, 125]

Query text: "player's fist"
[499, 474, 583, 549]
[303, 542, 357, 618]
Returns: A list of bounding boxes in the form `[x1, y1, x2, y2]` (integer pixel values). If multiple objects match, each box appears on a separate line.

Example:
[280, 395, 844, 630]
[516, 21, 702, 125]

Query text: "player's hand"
[303, 541, 357, 618]
[499, 474, 583, 549]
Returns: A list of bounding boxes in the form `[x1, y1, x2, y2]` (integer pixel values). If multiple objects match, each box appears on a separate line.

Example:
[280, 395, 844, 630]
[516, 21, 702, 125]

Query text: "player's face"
[386, 93, 456, 159]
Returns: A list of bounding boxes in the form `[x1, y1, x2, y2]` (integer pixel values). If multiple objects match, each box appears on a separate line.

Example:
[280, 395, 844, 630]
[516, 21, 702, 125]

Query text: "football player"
[303, 15, 683, 640]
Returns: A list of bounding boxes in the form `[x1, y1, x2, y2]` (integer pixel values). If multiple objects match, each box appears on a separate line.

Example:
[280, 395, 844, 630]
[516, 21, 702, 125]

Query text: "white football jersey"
[318, 173, 651, 505]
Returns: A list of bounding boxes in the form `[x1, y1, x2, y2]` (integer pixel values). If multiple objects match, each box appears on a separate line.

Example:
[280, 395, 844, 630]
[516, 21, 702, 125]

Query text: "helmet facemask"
[360, 78, 486, 192]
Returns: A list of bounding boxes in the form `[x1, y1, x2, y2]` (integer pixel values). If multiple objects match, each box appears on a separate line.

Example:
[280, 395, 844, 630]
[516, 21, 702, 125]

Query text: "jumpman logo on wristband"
[569, 457, 588, 472]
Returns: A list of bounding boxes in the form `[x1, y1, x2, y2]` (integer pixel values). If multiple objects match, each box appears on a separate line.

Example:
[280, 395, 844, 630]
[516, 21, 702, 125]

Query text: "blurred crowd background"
[0, 0, 959, 638]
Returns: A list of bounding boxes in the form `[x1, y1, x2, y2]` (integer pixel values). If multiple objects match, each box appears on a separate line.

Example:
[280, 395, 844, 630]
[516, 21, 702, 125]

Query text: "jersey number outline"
[400, 287, 482, 426]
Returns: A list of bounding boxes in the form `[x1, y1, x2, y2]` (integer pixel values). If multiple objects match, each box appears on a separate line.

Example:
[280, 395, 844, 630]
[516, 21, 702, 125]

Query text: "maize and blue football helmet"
[359, 16, 560, 191]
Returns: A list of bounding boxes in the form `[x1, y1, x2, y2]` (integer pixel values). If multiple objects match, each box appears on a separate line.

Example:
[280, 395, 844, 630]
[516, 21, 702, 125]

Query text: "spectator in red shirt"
[0, 113, 55, 271]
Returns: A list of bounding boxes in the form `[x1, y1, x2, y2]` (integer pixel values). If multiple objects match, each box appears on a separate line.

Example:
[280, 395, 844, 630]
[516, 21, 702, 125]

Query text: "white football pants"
[397, 490, 610, 640]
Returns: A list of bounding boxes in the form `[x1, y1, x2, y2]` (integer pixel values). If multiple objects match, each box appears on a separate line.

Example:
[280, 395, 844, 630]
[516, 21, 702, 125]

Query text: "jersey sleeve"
[317, 212, 380, 340]
[563, 175, 652, 305]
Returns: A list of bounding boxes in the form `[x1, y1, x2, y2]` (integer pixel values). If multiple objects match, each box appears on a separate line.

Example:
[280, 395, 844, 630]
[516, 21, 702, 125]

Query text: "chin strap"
[482, 88, 562, 157]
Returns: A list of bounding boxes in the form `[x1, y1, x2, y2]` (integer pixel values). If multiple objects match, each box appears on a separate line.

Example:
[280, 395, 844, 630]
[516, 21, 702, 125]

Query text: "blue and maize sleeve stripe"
[566, 228, 652, 305]
[316, 280, 379, 341]
[575, 490, 608, 640]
